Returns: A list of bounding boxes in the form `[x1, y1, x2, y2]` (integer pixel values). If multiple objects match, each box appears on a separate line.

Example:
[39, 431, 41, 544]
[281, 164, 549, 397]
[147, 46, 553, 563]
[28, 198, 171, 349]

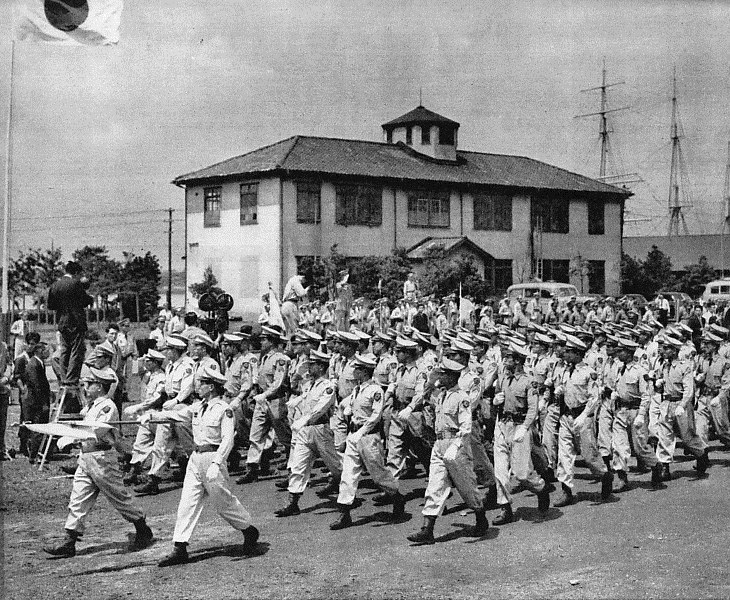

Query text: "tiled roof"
[173, 135, 629, 197]
[382, 106, 459, 128]
[407, 236, 490, 260]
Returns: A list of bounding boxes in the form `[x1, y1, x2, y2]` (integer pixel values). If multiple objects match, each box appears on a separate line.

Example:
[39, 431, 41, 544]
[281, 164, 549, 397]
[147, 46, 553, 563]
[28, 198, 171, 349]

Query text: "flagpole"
[2, 39, 16, 317]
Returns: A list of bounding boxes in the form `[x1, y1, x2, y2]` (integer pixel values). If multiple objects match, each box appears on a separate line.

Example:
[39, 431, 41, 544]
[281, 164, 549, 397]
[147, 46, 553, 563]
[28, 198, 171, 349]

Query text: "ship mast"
[667, 67, 690, 236]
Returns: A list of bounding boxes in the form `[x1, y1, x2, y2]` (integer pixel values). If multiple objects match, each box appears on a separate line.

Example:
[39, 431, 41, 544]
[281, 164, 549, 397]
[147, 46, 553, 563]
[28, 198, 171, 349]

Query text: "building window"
[203, 187, 222, 228]
[421, 125, 431, 145]
[473, 193, 512, 231]
[485, 257, 512, 294]
[439, 126, 455, 146]
[588, 202, 605, 235]
[407, 190, 450, 228]
[386, 129, 393, 143]
[532, 196, 569, 234]
[406, 126, 412, 145]
[335, 183, 382, 227]
[588, 260, 605, 294]
[296, 181, 321, 224]
[239, 182, 258, 225]
[543, 259, 570, 283]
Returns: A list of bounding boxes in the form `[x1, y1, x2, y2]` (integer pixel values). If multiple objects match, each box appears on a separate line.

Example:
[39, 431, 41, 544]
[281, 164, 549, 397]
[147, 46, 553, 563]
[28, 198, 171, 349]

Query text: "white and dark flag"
[15, 0, 123, 45]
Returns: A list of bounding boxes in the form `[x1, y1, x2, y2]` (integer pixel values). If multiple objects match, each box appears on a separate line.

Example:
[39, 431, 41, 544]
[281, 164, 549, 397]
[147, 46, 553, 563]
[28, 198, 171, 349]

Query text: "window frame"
[543, 259, 570, 283]
[588, 260, 605, 294]
[421, 125, 431, 145]
[407, 189, 451, 228]
[334, 183, 382, 227]
[203, 186, 222, 228]
[239, 182, 258, 226]
[532, 196, 569, 234]
[296, 180, 322, 224]
[587, 202, 605, 235]
[473, 193, 512, 231]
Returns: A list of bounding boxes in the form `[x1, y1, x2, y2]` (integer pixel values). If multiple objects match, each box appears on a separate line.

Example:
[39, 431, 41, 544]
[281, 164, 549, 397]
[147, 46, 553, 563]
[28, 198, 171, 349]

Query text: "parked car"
[701, 278, 730, 305]
[506, 282, 579, 312]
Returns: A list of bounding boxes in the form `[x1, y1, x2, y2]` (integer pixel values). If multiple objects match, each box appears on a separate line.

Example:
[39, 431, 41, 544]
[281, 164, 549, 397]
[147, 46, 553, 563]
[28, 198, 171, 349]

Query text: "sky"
[1, 0, 729, 273]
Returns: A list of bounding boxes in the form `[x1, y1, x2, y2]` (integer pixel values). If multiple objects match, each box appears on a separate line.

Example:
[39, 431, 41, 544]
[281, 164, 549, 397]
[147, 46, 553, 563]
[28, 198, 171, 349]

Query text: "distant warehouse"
[173, 106, 631, 317]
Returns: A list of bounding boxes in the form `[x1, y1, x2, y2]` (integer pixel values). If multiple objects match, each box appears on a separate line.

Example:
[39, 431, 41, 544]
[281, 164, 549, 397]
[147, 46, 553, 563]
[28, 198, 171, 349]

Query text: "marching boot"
[537, 485, 551, 512]
[372, 492, 392, 506]
[601, 470, 614, 501]
[236, 464, 259, 485]
[492, 503, 514, 526]
[227, 450, 241, 473]
[554, 484, 574, 507]
[471, 508, 489, 536]
[651, 464, 663, 488]
[483, 484, 498, 510]
[171, 456, 188, 482]
[259, 448, 273, 476]
[134, 475, 160, 496]
[241, 525, 260, 554]
[329, 504, 353, 530]
[158, 542, 188, 567]
[129, 518, 154, 551]
[43, 529, 78, 558]
[696, 448, 710, 475]
[614, 470, 630, 493]
[123, 463, 143, 486]
[275, 493, 301, 517]
[315, 477, 340, 498]
[391, 492, 406, 520]
[275, 478, 290, 490]
[661, 464, 671, 481]
[407, 516, 436, 545]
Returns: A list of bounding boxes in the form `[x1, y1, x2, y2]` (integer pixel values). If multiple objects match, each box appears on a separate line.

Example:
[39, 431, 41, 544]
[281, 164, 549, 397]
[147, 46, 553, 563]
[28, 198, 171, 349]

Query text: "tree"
[680, 255, 716, 298]
[620, 252, 644, 295]
[189, 266, 224, 299]
[644, 245, 676, 295]
[419, 246, 491, 300]
[72, 246, 122, 299]
[8, 247, 65, 309]
[120, 252, 161, 320]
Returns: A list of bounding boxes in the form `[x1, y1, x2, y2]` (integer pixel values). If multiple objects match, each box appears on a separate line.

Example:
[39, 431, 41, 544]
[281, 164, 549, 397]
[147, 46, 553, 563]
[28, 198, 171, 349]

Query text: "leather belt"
[194, 444, 220, 453]
[703, 387, 720, 395]
[663, 395, 682, 402]
[501, 412, 526, 423]
[618, 400, 641, 410]
[436, 430, 459, 440]
[561, 405, 584, 418]
[348, 422, 364, 434]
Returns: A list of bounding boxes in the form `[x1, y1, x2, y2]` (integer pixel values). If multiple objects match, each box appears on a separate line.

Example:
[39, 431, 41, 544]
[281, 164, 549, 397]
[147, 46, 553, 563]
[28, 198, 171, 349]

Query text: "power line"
[14, 219, 183, 233]
[13, 208, 171, 221]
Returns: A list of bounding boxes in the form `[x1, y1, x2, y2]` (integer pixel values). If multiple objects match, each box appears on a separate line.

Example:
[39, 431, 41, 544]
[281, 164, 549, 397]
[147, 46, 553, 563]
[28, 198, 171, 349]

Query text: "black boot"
[696, 449, 710, 475]
[275, 493, 301, 517]
[537, 485, 551, 512]
[123, 463, 143, 486]
[236, 464, 259, 485]
[329, 504, 352, 530]
[129, 518, 154, 551]
[241, 525, 260, 554]
[134, 475, 160, 496]
[554, 484, 574, 507]
[158, 542, 188, 567]
[614, 470, 630, 492]
[260, 448, 273, 476]
[601, 470, 614, 501]
[275, 478, 290, 490]
[315, 478, 340, 498]
[651, 463, 663, 488]
[392, 492, 406, 520]
[483, 484, 498, 509]
[661, 464, 671, 481]
[492, 503, 514, 526]
[407, 516, 436, 545]
[43, 529, 78, 558]
[471, 509, 489, 536]
[372, 492, 392, 506]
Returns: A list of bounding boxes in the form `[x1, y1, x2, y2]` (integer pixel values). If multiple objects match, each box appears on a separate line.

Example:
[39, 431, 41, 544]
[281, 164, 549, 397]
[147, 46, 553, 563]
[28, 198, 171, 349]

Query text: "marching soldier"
[694, 332, 730, 449]
[597, 336, 621, 479]
[158, 367, 260, 566]
[44, 368, 153, 558]
[330, 354, 406, 530]
[219, 333, 253, 471]
[275, 350, 342, 517]
[407, 358, 488, 545]
[491, 345, 550, 525]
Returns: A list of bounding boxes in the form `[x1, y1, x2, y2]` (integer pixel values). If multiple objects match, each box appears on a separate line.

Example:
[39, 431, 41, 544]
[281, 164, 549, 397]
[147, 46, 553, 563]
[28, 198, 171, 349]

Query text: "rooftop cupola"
[382, 105, 460, 162]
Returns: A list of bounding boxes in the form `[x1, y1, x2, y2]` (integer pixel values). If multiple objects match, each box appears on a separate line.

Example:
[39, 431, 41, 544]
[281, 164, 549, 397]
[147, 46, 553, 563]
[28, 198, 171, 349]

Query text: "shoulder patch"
[225, 408, 234, 419]
[325, 387, 334, 395]
[278, 359, 287, 367]
[184, 368, 193, 376]
[250, 357, 258, 364]
[373, 391, 382, 402]
[101, 405, 112, 414]
[462, 399, 470, 409]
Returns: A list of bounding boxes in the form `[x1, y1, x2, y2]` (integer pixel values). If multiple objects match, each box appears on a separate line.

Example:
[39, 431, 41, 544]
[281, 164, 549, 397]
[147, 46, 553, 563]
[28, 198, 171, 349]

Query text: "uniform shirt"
[434, 386, 472, 438]
[241, 351, 259, 381]
[697, 353, 730, 400]
[585, 344, 608, 372]
[373, 352, 398, 388]
[257, 350, 290, 397]
[80, 395, 120, 453]
[679, 341, 696, 361]
[496, 369, 538, 426]
[615, 361, 648, 406]
[563, 362, 599, 410]
[602, 356, 622, 392]
[164, 354, 195, 403]
[296, 377, 337, 427]
[336, 357, 358, 401]
[289, 353, 311, 394]
[173, 396, 236, 466]
[458, 368, 483, 410]
[392, 362, 419, 409]
[343, 380, 385, 435]
[139, 370, 166, 411]
[661, 359, 694, 405]
[225, 353, 253, 401]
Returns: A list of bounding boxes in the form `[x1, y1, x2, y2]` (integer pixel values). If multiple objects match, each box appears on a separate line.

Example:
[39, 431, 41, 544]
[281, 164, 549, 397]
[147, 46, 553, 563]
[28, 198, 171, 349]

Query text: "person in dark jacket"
[47, 261, 93, 388]
[19, 341, 51, 463]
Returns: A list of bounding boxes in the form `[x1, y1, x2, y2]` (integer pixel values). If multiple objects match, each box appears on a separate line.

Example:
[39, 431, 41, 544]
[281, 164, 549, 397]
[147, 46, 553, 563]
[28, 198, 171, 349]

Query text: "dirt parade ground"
[1, 399, 729, 600]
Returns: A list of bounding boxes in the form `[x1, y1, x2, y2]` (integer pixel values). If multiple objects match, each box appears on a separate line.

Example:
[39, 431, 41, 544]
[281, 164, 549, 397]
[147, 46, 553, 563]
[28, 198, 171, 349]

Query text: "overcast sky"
[1, 0, 728, 271]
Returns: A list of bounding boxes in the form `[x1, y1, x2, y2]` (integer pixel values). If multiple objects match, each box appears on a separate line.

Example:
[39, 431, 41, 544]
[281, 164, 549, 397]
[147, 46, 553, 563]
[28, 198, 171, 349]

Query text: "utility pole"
[722, 141, 730, 277]
[667, 67, 690, 236]
[167, 208, 174, 309]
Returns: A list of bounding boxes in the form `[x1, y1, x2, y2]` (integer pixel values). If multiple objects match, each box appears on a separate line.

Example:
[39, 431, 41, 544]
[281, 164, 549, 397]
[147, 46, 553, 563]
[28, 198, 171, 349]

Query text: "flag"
[15, 0, 123, 45]
[267, 284, 286, 330]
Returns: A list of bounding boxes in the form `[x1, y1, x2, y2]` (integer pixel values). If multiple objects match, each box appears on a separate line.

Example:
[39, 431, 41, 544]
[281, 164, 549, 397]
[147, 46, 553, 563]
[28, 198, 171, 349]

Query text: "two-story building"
[173, 106, 631, 317]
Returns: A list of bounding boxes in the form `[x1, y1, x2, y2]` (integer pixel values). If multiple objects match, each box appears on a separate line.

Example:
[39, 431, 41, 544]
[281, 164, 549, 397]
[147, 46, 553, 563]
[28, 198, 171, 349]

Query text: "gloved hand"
[138, 412, 152, 426]
[610, 391, 620, 402]
[554, 385, 565, 399]
[206, 462, 221, 481]
[710, 395, 721, 408]
[397, 406, 413, 422]
[674, 404, 686, 418]
[493, 392, 505, 406]
[162, 398, 177, 410]
[443, 442, 460, 462]
[537, 398, 547, 413]
[695, 373, 706, 383]
[512, 425, 527, 443]
[634, 414, 645, 427]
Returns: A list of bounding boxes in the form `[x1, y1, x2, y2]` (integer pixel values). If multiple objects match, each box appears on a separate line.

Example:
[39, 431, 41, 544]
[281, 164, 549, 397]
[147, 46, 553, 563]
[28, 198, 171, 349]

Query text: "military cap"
[224, 381, 241, 396]
[676, 322, 692, 334]
[95, 341, 116, 357]
[413, 330, 436, 346]
[290, 331, 309, 344]
[535, 333, 553, 345]
[142, 349, 166, 362]
[222, 333, 244, 344]
[237, 329, 252, 340]
[309, 349, 332, 364]
[710, 324, 729, 337]
[162, 336, 188, 350]
[353, 353, 377, 369]
[304, 330, 323, 342]
[559, 324, 577, 334]
[436, 357, 466, 374]
[456, 331, 475, 343]
[451, 339, 475, 353]
[505, 343, 531, 359]
[198, 365, 228, 385]
[564, 334, 587, 351]
[702, 332, 723, 344]
[395, 336, 419, 350]
[338, 331, 360, 345]
[374, 331, 394, 343]
[659, 335, 683, 349]
[260, 325, 283, 339]
[473, 333, 491, 345]
[351, 328, 372, 341]
[617, 338, 639, 350]
[83, 367, 117, 385]
[192, 334, 216, 348]
[553, 330, 568, 344]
